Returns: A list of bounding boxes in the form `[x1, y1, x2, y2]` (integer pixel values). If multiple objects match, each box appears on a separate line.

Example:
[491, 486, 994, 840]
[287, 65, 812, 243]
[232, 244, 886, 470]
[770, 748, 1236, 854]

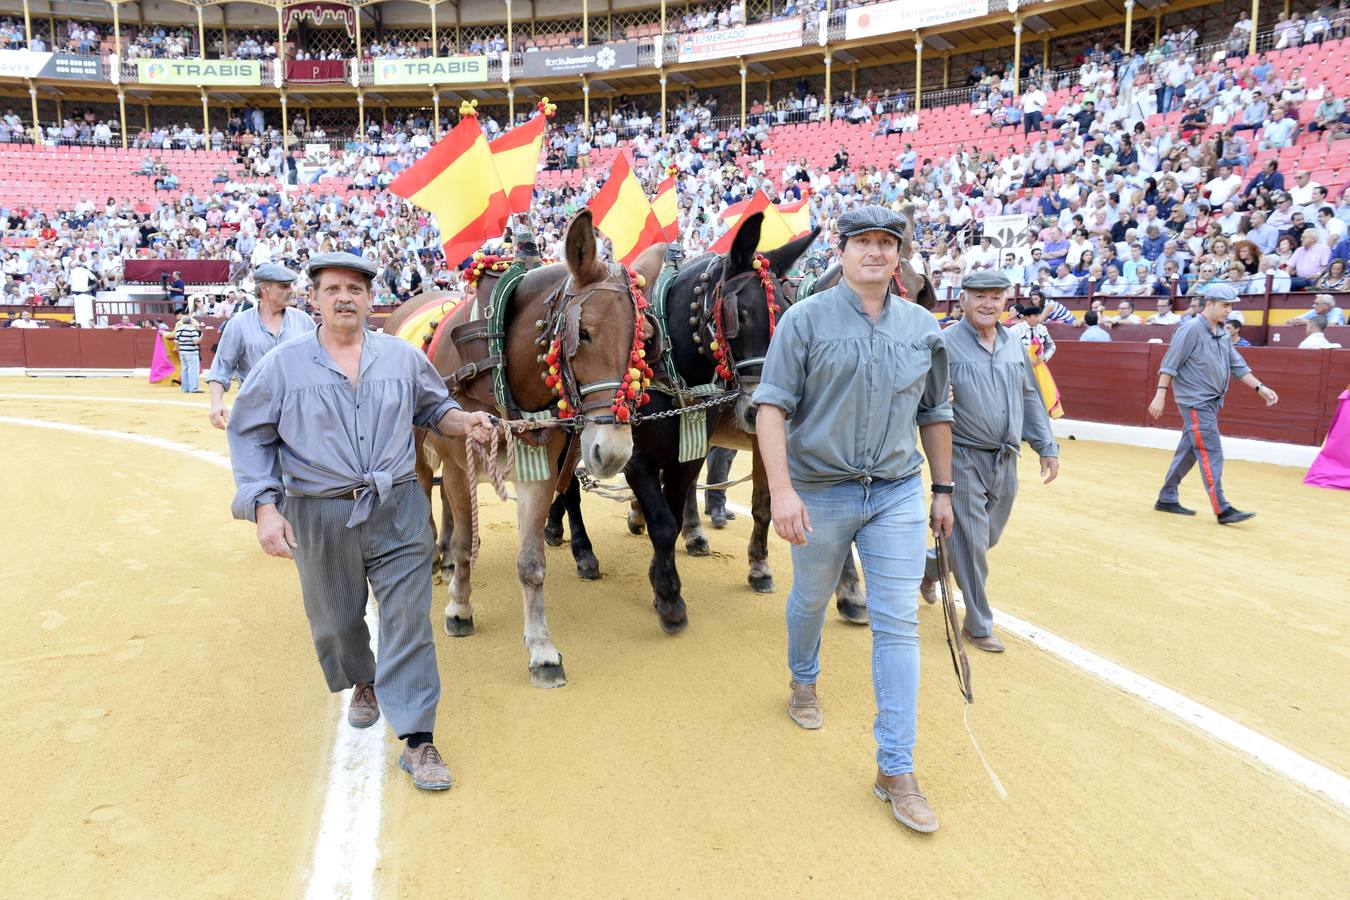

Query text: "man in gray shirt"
[917, 270, 1059, 654]
[227, 252, 495, 791]
[206, 263, 314, 429]
[754, 206, 954, 834]
[1149, 283, 1279, 524]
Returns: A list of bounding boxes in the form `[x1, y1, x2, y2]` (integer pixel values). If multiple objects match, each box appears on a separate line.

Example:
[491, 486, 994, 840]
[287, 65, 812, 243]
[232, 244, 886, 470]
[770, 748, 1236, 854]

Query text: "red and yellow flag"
[389, 110, 510, 267]
[488, 113, 547, 215]
[587, 151, 665, 266]
[652, 175, 680, 242]
[711, 190, 811, 254]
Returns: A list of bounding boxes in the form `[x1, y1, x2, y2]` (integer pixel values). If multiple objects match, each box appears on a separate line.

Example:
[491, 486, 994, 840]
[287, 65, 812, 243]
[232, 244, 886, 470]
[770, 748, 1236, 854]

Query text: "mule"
[418, 210, 661, 687]
[546, 214, 818, 632]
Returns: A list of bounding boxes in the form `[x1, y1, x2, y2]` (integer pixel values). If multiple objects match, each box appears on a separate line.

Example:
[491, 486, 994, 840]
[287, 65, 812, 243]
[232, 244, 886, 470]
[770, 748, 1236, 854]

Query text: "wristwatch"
[931, 482, 956, 495]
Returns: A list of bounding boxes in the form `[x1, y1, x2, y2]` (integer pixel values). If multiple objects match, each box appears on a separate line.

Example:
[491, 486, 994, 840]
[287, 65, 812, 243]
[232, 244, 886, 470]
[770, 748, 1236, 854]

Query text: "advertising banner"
[677, 20, 802, 64]
[0, 49, 104, 81]
[373, 56, 488, 85]
[981, 214, 1032, 262]
[136, 58, 262, 86]
[844, 0, 990, 41]
[519, 42, 639, 78]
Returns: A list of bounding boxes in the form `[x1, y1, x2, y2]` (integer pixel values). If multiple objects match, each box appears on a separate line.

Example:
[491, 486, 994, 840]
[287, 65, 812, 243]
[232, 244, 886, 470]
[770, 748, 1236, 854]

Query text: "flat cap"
[306, 251, 377, 279]
[253, 263, 298, 284]
[1200, 282, 1240, 303]
[837, 205, 908, 243]
[963, 269, 1012, 290]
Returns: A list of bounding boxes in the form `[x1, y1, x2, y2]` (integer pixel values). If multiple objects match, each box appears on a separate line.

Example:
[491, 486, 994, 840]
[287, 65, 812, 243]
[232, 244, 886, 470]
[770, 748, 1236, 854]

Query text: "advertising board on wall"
[519, 42, 639, 78]
[677, 19, 803, 64]
[0, 49, 104, 81]
[136, 58, 263, 86]
[844, 0, 990, 41]
[373, 56, 488, 85]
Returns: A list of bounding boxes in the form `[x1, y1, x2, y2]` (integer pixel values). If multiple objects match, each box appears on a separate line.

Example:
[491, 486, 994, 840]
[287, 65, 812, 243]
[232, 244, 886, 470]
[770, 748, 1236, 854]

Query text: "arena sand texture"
[2, 377, 1347, 898]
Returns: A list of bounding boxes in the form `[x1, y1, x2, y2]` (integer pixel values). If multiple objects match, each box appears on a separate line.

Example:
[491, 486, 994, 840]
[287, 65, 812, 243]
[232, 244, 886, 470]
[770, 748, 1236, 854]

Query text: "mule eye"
[578, 329, 592, 343]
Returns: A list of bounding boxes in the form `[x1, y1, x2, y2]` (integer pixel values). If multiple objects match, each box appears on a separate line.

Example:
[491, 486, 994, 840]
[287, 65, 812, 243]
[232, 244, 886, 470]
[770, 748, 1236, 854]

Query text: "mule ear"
[762, 226, 820, 277]
[727, 212, 763, 273]
[896, 203, 918, 258]
[563, 210, 606, 284]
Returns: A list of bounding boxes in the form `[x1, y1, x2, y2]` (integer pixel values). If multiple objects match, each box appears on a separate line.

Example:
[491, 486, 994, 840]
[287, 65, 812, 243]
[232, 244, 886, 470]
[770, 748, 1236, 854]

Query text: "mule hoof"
[626, 516, 646, 536]
[685, 537, 711, 557]
[543, 522, 564, 547]
[432, 570, 445, 586]
[444, 615, 476, 637]
[530, 662, 567, 689]
[655, 600, 689, 635]
[749, 573, 776, 594]
[836, 600, 869, 625]
[575, 556, 601, 581]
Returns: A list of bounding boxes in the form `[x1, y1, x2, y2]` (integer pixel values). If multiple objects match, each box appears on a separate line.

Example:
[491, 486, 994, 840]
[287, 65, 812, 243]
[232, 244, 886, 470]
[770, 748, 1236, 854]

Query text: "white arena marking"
[0, 392, 205, 409]
[1052, 418, 1319, 468]
[723, 501, 1350, 813]
[0, 415, 386, 897]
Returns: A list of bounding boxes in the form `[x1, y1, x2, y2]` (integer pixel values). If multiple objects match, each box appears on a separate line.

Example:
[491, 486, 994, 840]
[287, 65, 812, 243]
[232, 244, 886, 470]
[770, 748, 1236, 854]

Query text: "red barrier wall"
[4, 329, 215, 371]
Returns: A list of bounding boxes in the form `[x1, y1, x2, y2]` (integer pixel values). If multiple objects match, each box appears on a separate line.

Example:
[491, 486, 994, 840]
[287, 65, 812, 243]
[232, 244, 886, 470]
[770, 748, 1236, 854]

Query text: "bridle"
[692, 252, 784, 389]
[541, 261, 652, 426]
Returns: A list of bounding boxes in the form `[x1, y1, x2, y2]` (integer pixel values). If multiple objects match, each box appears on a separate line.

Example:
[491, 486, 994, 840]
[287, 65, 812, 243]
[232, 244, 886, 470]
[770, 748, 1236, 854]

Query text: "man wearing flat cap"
[754, 204, 955, 834]
[226, 251, 496, 792]
[1149, 282, 1279, 524]
[206, 263, 312, 429]
[917, 269, 1060, 654]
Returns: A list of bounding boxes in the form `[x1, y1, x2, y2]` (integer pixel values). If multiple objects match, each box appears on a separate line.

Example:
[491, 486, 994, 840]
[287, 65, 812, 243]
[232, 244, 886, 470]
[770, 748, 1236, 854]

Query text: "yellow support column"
[197, 4, 206, 58]
[944, 52, 950, 89]
[506, 0, 513, 57]
[507, 86, 514, 125]
[201, 89, 210, 139]
[659, 74, 667, 136]
[739, 60, 747, 130]
[1013, 17, 1023, 97]
[824, 52, 832, 122]
[281, 94, 290, 151]
[1250, 0, 1260, 56]
[21, 0, 31, 46]
[142, 101, 150, 131]
[355, 6, 363, 61]
[914, 36, 923, 113]
[276, 4, 285, 64]
[430, 1, 438, 53]
[357, 91, 365, 137]
[117, 89, 128, 149]
[583, 0, 589, 46]
[113, 1, 122, 55]
[1124, 0, 1134, 54]
[582, 76, 590, 126]
[28, 81, 40, 144]
[433, 90, 441, 134]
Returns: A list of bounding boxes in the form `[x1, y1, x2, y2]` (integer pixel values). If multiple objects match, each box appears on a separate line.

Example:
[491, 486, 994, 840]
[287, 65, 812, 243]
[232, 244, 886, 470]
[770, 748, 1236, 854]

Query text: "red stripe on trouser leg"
[1189, 409, 1223, 516]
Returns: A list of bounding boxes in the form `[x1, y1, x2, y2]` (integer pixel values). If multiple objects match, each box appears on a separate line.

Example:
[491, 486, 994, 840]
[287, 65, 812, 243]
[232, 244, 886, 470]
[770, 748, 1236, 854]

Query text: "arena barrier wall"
[2, 330, 1344, 445]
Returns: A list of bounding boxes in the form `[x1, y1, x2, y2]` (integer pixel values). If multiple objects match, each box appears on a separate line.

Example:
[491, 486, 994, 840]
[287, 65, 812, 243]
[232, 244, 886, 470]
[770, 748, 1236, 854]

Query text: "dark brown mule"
[418, 210, 661, 688]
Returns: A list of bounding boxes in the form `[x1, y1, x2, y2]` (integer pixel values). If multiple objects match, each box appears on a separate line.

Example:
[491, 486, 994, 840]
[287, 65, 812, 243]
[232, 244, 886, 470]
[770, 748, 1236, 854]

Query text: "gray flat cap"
[1200, 282, 1240, 303]
[253, 262, 298, 284]
[837, 205, 908, 243]
[306, 251, 377, 279]
[963, 269, 1012, 290]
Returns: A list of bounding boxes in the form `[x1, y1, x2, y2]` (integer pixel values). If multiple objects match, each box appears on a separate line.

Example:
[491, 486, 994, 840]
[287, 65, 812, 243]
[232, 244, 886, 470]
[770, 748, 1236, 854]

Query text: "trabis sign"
[135, 59, 263, 86]
[374, 56, 488, 85]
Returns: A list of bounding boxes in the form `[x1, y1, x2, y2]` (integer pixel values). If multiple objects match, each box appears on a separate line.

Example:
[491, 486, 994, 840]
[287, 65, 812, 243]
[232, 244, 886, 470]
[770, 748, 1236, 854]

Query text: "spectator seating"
[0, 145, 245, 209]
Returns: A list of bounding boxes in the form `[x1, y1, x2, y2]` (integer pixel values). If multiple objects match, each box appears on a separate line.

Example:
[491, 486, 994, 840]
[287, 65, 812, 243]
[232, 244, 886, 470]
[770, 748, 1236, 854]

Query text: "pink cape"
[1305, 390, 1350, 491]
[148, 330, 180, 385]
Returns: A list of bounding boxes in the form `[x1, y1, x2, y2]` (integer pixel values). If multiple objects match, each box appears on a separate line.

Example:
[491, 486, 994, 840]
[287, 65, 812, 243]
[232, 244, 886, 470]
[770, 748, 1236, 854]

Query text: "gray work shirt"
[227, 328, 459, 528]
[944, 318, 1059, 458]
[1158, 315, 1252, 408]
[752, 281, 953, 487]
[204, 305, 316, 388]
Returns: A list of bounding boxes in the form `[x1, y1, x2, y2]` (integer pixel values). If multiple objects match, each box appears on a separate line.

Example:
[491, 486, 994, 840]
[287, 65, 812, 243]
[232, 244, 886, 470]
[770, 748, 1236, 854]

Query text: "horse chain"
[631, 390, 740, 423]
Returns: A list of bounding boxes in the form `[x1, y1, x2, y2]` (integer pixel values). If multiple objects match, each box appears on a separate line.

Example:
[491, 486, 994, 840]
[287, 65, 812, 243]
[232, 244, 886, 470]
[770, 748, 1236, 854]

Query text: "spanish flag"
[389, 112, 510, 267]
[587, 151, 665, 266]
[711, 190, 811, 254]
[488, 114, 546, 215]
[652, 175, 680, 242]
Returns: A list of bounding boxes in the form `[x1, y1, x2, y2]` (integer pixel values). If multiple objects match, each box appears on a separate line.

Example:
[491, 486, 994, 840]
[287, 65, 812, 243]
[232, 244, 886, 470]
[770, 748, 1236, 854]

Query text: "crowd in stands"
[3, 8, 1350, 343]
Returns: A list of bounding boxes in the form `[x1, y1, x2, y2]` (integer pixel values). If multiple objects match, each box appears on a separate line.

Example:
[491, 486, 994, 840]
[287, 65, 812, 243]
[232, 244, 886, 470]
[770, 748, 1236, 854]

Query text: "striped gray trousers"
[285, 480, 440, 737]
[926, 444, 1019, 639]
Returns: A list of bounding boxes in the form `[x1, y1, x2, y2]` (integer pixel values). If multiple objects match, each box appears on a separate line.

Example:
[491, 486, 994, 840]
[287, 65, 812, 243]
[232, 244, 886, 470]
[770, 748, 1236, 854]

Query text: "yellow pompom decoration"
[752, 258, 762, 270]
[709, 340, 720, 352]
[635, 274, 646, 287]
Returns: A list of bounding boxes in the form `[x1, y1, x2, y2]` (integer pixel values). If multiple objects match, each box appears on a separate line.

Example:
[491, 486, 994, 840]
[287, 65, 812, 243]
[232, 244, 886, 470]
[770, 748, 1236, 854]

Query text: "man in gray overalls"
[227, 251, 496, 791]
[1149, 282, 1280, 524]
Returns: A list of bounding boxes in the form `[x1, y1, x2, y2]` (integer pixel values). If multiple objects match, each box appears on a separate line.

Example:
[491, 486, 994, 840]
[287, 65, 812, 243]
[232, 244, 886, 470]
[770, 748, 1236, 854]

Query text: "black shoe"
[1217, 507, 1256, 525]
[1154, 501, 1196, 516]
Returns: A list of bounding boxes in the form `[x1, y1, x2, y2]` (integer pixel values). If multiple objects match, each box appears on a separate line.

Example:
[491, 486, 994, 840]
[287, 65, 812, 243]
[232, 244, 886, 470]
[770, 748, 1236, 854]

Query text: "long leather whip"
[934, 534, 973, 703]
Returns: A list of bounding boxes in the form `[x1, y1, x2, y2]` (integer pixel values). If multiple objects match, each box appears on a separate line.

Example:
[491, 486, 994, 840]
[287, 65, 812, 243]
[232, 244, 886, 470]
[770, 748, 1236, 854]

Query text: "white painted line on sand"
[1052, 418, 1319, 468]
[0, 392, 205, 409]
[723, 500, 1350, 813]
[0, 415, 387, 897]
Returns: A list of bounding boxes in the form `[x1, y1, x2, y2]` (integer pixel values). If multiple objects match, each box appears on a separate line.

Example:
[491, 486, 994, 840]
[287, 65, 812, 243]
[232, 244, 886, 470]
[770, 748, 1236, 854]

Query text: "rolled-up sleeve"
[752, 308, 808, 417]
[1158, 323, 1195, 377]
[411, 350, 459, 430]
[916, 330, 954, 426]
[204, 319, 242, 388]
[1227, 342, 1252, 380]
[226, 356, 284, 522]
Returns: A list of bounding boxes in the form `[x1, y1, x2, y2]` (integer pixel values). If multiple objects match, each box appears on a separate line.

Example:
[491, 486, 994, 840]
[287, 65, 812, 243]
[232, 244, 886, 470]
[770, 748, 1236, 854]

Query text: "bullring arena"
[3, 0, 1350, 897]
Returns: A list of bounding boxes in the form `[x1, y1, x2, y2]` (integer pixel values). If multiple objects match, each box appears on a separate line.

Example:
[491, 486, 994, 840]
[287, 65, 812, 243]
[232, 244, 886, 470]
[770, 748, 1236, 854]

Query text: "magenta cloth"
[123, 260, 231, 285]
[1305, 390, 1350, 491]
[285, 59, 348, 83]
[148, 331, 178, 385]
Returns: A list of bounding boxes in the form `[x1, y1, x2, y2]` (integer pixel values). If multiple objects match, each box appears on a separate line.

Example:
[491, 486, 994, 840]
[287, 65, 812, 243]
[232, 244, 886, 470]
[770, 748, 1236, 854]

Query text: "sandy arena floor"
[1, 376, 1347, 898]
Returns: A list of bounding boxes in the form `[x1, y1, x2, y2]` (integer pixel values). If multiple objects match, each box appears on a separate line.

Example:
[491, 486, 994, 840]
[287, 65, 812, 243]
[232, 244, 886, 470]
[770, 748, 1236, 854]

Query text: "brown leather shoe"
[874, 771, 939, 833]
[399, 743, 453, 791]
[963, 629, 1005, 653]
[348, 682, 380, 729]
[788, 680, 822, 730]
[919, 576, 938, 605]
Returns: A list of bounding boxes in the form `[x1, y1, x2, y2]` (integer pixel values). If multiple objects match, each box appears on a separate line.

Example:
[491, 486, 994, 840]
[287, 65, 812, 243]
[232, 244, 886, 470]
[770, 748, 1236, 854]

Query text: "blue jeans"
[786, 475, 926, 775]
[180, 351, 200, 392]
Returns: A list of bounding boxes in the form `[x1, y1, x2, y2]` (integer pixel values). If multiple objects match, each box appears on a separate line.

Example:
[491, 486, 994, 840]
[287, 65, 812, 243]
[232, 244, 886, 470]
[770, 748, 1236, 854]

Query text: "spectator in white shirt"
[1298, 315, 1343, 348]
[1204, 165, 1243, 207]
